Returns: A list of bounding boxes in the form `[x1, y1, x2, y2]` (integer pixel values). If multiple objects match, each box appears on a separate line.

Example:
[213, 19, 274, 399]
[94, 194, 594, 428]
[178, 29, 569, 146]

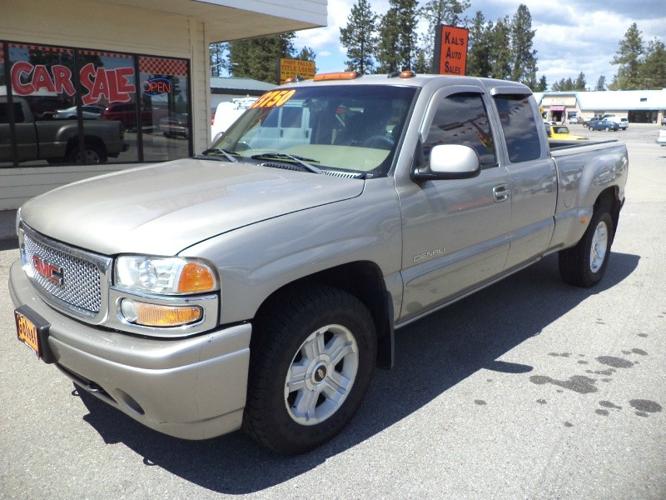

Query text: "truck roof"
[281, 73, 532, 95]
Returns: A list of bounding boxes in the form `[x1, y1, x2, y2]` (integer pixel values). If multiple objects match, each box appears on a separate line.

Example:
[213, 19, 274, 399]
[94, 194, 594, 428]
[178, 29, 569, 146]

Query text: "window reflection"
[494, 95, 541, 163]
[424, 93, 497, 168]
[139, 56, 190, 162]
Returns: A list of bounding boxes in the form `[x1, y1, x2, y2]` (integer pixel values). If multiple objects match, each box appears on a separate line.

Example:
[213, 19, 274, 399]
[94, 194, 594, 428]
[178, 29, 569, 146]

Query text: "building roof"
[576, 89, 666, 111]
[539, 89, 666, 111]
[211, 77, 276, 94]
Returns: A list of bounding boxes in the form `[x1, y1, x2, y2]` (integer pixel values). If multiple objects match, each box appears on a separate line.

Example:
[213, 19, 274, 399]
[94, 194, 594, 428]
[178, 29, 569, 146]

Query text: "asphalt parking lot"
[1, 124, 664, 499]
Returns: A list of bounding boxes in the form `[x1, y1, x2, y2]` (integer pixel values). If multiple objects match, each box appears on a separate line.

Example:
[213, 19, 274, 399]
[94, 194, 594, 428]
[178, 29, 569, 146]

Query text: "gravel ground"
[1, 124, 664, 499]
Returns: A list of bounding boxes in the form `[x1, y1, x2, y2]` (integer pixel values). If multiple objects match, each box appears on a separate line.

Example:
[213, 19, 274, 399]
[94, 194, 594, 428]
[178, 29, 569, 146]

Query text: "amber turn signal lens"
[121, 299, 202, 327]
[177, 262, 216, 293]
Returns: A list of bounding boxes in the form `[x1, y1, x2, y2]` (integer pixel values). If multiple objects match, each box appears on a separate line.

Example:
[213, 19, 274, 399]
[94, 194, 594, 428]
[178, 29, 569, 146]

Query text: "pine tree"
[510, 4, 538, 86]
[296, 46, 317, 63]
[209, 42, 227, 77]
[611, 23, 644, 89]
[339, 0, 378, 74]
[227, 33, 295, 83]
[640, 39, 666, 88]
[467, 11, 492, 77]
[488, 17, 512, 80]
[574, 72, 586, 90]
[420, 0, 470, 70]
[534, 75, 547, 92]
[595, 75, 606, 91]
[377, 0, 419, 72]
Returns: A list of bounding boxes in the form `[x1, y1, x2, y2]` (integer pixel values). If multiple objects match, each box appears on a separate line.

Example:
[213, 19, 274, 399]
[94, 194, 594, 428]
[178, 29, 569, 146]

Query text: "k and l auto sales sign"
[434, 25, 469, 76]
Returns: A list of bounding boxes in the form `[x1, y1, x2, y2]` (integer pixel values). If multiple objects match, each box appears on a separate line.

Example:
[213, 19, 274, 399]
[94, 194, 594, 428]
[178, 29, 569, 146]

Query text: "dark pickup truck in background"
[0, 97, 126, 164]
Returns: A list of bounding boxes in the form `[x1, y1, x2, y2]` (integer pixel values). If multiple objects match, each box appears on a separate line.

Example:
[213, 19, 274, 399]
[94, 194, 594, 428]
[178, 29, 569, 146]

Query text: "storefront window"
[8, 43, 76, 166]
[0, 41, 191, 168]
[0, 43, 14, 166]
[139, 56, 190, 161]
[78, 50, 138, 162]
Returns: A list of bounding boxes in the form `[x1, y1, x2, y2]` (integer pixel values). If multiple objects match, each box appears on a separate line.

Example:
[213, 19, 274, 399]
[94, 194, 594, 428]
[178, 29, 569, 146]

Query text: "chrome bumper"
[9, 259, 251, 440]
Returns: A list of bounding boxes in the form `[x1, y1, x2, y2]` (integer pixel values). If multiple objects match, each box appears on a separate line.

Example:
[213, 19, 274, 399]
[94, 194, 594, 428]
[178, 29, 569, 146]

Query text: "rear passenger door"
[491, 91, 557, 268]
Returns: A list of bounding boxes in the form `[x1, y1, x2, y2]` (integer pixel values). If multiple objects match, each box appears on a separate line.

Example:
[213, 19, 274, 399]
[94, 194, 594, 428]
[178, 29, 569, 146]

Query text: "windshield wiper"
[250, 152, 322, 174]
[197, 147, 239, 162]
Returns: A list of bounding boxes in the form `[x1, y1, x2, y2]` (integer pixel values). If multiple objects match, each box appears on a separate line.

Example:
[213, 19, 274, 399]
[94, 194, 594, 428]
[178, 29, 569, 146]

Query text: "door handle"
[492, 184, 511, 202]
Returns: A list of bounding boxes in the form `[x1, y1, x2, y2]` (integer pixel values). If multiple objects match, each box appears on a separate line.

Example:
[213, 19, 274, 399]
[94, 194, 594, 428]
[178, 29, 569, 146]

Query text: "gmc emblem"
[32, 255, 64, 286]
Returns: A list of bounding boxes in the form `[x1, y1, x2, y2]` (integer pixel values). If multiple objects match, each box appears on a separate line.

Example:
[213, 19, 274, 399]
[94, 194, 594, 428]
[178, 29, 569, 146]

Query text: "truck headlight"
[114, 255, 218, 295]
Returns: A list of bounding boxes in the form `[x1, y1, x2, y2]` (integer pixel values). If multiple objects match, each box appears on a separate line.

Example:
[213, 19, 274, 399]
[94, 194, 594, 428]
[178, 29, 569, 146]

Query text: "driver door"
[397, 87, 512, 320]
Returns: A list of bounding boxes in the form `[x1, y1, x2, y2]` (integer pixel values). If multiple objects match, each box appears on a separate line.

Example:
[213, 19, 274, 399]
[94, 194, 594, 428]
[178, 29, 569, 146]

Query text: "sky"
[293, 0, 666, 89]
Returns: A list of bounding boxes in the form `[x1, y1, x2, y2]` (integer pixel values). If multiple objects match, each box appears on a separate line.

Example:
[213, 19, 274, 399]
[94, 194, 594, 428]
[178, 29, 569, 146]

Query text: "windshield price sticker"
[251, 89, 296, 109]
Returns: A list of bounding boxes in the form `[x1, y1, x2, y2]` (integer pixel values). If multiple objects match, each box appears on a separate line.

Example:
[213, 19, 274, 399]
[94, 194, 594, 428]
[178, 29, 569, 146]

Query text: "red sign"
[436, 25, 469, 76]
[11, 61, 136, 105]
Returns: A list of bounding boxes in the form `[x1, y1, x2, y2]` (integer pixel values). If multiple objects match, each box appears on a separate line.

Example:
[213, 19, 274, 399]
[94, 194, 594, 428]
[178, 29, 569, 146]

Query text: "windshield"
[553, 126, 570, 134]
[210, 85, 417, 177]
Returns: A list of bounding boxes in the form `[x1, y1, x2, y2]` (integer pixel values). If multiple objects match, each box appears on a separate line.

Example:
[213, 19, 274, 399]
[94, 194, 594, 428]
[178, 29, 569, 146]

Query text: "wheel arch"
[254, 260, 395, 369]
[594, 185, 622, 242]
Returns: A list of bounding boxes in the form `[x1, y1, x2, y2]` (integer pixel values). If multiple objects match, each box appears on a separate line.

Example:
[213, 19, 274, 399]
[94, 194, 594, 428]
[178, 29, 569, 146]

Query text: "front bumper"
[9, 260, 251, 440]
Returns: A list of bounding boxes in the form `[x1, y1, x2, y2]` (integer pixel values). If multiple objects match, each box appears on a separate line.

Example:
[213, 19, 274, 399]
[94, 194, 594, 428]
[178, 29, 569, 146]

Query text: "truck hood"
[20, 158, 365, 256]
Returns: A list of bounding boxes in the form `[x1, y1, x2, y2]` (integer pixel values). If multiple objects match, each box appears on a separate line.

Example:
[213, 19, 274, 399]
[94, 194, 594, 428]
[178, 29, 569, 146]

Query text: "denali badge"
[32, 255, 64, 286]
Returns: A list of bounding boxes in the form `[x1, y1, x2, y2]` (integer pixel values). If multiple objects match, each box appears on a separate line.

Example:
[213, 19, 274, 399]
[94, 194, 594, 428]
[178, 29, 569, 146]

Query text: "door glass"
[138, 56, 190, 161]
[8, 43, 76, 166]
[78, 49, 138, 163]
[424, 93, 497, 168]
[493, 95, 541, 163]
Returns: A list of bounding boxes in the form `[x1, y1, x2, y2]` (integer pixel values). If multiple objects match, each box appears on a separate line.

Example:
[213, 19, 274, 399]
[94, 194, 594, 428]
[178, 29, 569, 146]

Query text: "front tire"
[243, 286, 376, 454]
[559, 210, 614, 287]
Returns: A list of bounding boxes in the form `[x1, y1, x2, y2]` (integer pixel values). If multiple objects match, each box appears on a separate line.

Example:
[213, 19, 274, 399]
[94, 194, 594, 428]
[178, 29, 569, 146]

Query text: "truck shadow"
[78, 251, 639, 494]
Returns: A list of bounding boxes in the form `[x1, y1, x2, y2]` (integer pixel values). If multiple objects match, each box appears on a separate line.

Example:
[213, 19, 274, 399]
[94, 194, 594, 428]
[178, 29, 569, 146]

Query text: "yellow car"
[544, 123, 587, 141]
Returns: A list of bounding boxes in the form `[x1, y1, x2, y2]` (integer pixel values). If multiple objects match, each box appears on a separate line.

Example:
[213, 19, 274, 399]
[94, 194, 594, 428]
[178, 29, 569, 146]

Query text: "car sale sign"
[434, 25, 469, 76]
[11, 61, 136, 104]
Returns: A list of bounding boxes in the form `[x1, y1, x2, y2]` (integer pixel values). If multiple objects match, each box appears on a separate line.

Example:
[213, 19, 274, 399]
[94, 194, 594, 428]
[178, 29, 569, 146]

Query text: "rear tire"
[243, 286, 376, 454]
[559, 210, 614, 287]
[66, 142, 106, 164]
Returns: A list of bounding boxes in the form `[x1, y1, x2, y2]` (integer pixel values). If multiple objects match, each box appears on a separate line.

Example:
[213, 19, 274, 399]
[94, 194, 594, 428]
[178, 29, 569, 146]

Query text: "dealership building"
[0, 0, 326, 210]
[535, 89, 666, 124]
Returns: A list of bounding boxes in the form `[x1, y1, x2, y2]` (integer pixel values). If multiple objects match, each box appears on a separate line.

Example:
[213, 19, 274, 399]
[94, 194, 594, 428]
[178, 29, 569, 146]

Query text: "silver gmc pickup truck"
[9, 73, 628, 454]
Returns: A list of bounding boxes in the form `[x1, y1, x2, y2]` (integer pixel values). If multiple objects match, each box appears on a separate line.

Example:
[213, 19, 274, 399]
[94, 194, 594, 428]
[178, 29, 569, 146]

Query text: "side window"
[493, 95, 541, 163]
[423, 93, 497, 169]
[281, 106, 302, 128]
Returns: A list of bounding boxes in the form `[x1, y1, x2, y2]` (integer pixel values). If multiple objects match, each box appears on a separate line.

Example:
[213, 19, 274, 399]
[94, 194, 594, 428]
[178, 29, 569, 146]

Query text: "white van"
[211, 97, 257, 143]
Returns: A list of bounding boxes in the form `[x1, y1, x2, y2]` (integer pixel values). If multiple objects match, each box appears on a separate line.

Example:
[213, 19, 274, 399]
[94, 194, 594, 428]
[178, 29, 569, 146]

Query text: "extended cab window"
[424, 93, 497, 169]
[493, 95, 541, 163]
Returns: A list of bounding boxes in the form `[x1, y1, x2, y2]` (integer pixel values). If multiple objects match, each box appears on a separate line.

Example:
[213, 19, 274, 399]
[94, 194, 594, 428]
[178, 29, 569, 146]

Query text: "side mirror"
[412, 144, 480, 180]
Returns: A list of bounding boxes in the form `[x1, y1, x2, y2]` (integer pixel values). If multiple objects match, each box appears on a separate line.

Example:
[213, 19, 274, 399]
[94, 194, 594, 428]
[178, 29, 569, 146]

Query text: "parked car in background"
[211, 97, 257, 143]
[608, 117, 628, 130]
[544, 123, 587, 141]
[657, 129, 666, 146]
[589, 118, 620, 131]
[159, 113, 189, 139]
[53, 105, 104, 120]
[101, 103, 167, 131]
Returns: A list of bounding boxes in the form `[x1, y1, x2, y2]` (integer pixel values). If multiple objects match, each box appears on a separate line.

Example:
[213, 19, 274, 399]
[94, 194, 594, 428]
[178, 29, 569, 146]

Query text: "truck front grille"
[21, 227, 109, 316]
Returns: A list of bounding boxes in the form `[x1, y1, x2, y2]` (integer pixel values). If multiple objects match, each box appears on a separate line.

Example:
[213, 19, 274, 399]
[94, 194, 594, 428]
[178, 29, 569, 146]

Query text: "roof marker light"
[313, 71, 359, 81]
